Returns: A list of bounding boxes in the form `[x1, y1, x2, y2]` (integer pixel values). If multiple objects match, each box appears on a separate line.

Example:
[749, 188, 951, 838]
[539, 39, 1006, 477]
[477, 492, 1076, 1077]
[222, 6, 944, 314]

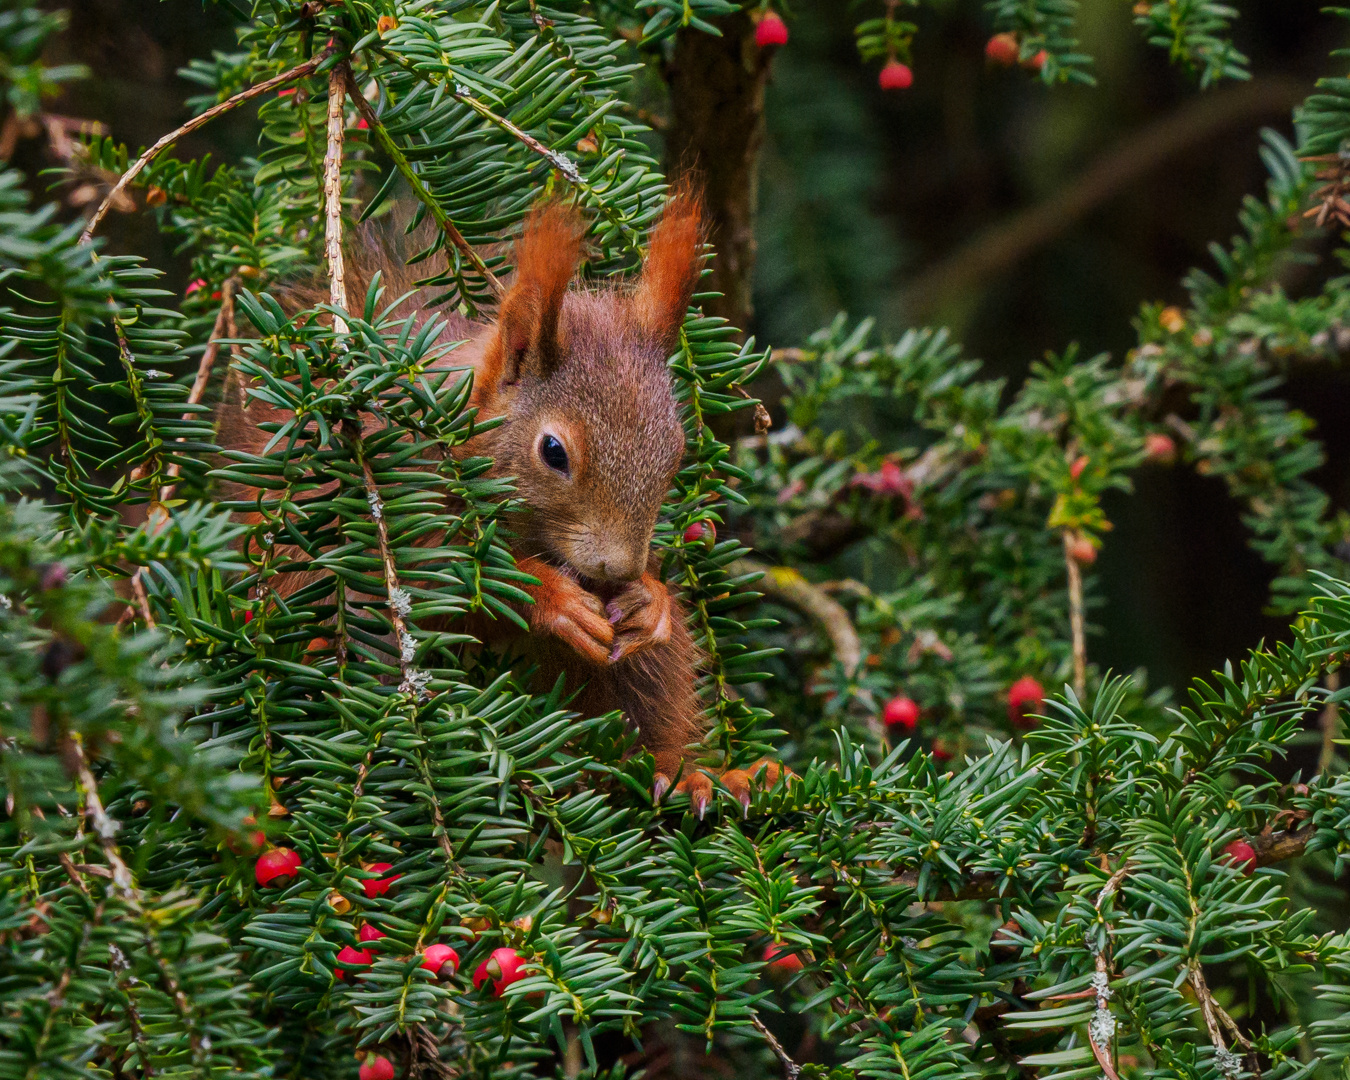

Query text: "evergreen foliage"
[2, 2, 1350, 1080]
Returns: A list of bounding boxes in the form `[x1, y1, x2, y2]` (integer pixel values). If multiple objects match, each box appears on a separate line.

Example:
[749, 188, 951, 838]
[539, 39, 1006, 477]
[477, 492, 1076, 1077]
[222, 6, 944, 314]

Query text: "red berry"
[1007, 676, 1044, 730]
[763, 943, 804, 974]
[421, 943, 460, 977]
[358, 924, 385, 945]
[1222, 839, 1257, 874]
[931, 741, 953, 763]
[985, 33, 1019, 65]
[359, 1054, 396, 1080]
[277, 88, 296, 98]
[255, 847, 301, 887]
[336, 944, 374, 970]
[878, 60, 913, 91]
[1024, 49, 1048, 71]
[473, 947, 528, 997]
[882, 695, 921, 733]
[755, 11, 789, 48]
[1069, 455, 1089, 481]
[1066, 533, 1097, 566]
[1144, 433, 1176, 465]
[186, 279, 206, 295]
[362, 862, 401, 899]
[683, 519, 715, 546]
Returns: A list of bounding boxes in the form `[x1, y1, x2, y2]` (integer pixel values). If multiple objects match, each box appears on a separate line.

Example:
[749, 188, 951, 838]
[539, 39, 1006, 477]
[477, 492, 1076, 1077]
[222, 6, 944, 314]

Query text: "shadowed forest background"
[18, 0, 1346, 699]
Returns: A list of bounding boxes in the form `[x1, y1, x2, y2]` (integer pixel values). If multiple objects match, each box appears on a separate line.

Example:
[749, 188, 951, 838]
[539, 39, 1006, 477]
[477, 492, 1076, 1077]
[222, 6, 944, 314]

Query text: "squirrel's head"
[478, 190, 703, 586]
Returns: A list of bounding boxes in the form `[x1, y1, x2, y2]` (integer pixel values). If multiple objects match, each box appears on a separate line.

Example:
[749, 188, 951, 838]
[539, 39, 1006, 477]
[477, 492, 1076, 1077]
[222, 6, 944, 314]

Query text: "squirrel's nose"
[593, 554, 643, 584]
[583, 540, 644, 584]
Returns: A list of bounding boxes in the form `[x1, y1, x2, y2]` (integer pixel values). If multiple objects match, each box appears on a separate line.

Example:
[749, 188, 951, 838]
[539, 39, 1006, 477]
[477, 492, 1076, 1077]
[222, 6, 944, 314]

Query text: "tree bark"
[663, 14, 771, 335]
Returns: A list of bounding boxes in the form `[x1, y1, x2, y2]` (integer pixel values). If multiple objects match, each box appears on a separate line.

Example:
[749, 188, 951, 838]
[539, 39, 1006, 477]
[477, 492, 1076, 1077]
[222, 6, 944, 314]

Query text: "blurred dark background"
[750, 0, 1350, 698]
[23, 0, 1350, 697]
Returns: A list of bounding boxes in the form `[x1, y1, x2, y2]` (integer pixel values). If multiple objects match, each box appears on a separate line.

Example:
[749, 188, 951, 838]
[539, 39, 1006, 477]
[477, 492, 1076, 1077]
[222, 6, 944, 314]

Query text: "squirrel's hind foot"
[660, 758, 789, 818]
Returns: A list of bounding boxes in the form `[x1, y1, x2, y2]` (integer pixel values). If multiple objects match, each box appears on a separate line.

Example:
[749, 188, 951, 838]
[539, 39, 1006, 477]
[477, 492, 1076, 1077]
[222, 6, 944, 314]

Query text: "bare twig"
[730, 557, 862, 676]
[1188, 960, 1253, 1075]
[158, 277, 239, 502]
[129, 569, 155, 629]
[81, 48, 335, 244]
[29, 805, 89, 895]
[109, 943, 156, 1077]
[342, 65, 504, 297]
[1249, 822, 1312, 867]
[1095, 860, 1134, 909]
[1064, 533, 1087, 698]
[452, 88, 583, 184]
[1088, 950, 1122, 1080]
[344, 421, 427, 698]
[1084, 864, 1131, 1080]
[69, 733, 134, 895]
[323, 66, 349, 332]
[1320, 669, 1341, 775]
[751, 1015, 801, 1080]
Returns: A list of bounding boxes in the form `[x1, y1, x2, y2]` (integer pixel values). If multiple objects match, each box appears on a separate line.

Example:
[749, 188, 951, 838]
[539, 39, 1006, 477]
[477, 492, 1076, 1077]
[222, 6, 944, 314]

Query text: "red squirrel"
[218, 190, 777, 812]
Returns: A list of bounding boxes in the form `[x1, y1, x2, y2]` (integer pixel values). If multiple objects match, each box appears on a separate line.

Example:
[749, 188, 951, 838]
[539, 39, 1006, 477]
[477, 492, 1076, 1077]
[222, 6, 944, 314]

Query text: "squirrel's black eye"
[539, 434, 570, 475]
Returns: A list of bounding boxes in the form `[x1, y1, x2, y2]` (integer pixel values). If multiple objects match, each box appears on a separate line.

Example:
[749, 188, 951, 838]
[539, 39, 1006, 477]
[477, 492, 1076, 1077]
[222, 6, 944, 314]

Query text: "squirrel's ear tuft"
[632, 184, 704, 349]
[495, 202, 585, 383]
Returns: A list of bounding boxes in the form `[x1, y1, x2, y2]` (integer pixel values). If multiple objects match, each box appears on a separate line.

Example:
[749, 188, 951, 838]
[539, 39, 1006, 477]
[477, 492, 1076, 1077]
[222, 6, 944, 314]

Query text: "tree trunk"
[663, 14, 771, 336]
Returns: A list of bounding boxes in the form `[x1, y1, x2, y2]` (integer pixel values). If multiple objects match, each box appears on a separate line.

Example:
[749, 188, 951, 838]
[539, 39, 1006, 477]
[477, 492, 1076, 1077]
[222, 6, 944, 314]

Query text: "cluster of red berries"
[754, 9, 913, 92]
[334, 928, 461, 980]
[879, 676, 1046, 759]
[253, 847, 529, 995]
[984, 32, 1047, 71]
[346, 949, 531, 1077]
[850, 460, 911, 497]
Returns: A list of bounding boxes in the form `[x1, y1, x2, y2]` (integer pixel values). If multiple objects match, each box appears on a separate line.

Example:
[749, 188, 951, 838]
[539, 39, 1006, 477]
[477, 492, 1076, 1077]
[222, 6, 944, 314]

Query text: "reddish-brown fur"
[217, 190, 741, 799]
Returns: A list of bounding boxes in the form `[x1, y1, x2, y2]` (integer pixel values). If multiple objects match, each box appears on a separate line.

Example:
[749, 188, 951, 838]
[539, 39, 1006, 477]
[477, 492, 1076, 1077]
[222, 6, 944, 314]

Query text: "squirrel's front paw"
[604, 574, 673, 663]
[528, 568, 614, 666]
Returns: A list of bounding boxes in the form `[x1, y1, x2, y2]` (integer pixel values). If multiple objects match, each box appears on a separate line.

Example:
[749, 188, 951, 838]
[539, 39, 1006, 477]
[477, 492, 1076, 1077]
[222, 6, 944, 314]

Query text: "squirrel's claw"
[720, 769, 754, 816]
[674, 769, 714, 819]
[653, 773, 671, 802]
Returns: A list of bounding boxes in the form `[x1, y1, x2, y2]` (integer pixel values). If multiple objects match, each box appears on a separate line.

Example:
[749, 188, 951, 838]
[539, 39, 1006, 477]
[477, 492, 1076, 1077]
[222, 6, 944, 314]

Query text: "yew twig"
[1064, 532, 1087, 698]
[323, 65, 349, 331]
[341, 64, 504, 297]
[81, 48, 334, 244]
